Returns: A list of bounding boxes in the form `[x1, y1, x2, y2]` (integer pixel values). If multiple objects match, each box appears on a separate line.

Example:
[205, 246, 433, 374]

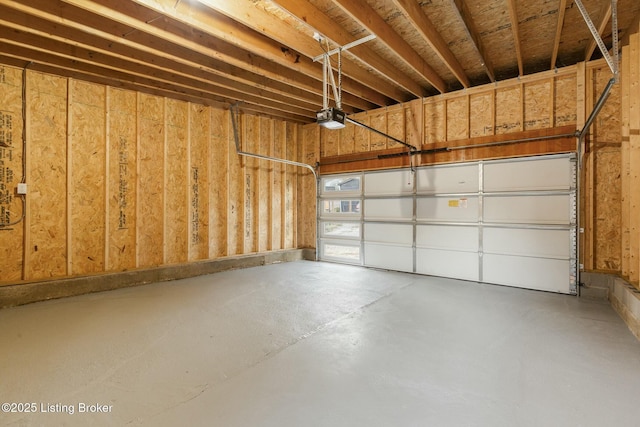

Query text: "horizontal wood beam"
[450, 0, 495, 82]
[331, 0, 447, 93]
[391, 0, 470, 88]
[273, 0, 425, 99]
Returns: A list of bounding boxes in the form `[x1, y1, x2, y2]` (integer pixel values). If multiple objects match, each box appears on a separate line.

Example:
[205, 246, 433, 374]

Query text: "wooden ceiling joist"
[272, 0, 426, 99]
[193, 0, 402, 105]
[449, 0, 495, 82]
[551, 0, 568, 70]
[506, 0, 524, 76]
[1, 0, 639, 121]
[391, 0, 470, 88]
[331, 0, 447, 93]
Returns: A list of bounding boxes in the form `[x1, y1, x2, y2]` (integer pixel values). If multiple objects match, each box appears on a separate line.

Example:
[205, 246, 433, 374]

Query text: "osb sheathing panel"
[69, 80, 106, 275]
[227, 110, 243, 256]
[524, 81, 551, 130]
[0, 66, 24, 281]
[387, 108, 404, 149]
[189, 103, 210, 262]
[137, 93, 164, 268]
[591, 67, 622, 271]
[272, 122, 286, 250]
[404, 100, 422, 149]
[209, 107, 228, 258]
[424, 100, 446, 143]
[555, 76, 578, 127]
[369, 113, 386, 151]
[107, 88, 137, 272]
[339, 121, 355, 155]
[164, 98, 188, 265]
[495, 87, 522, 134]
[470, 93, 494, 137]
[321, 125, 339, 158]
[243, 114, 259, 253]
[284, 122, 296, 249]
[258, 117, 272, 253]
[594, 149, 622, 270]
[446, 97, 469, 141]
[27, 72, 67, 280]
[300, 124, 317, 249]
[352, 112, 370, 153]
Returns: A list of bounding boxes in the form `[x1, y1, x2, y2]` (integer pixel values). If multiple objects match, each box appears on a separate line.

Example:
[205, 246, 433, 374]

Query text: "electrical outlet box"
[16, 183, 27, 195]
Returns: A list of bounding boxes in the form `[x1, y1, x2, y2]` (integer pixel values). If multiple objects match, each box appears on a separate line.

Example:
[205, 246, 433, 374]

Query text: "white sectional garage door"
[318, 154, 578, 294]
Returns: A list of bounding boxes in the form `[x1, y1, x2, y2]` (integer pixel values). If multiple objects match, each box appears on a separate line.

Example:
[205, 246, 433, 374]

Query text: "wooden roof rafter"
[195, 0, 401, 106]
[550, 0, 568, 70]
[390, 0, 470, 88]
[330, 0, 447, 93]
[449, 0, 495, 82]
[506, 0, 524, 76]
[270, 0, 426, 99]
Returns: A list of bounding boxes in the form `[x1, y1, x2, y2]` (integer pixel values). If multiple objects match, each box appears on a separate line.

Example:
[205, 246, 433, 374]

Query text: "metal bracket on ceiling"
[574, 0, 619, 79]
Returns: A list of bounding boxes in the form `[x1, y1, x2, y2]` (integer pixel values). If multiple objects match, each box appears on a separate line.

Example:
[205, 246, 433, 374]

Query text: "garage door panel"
[416, 164, 478, 194]
[416, 196, 479, 222]
[484, 157, 572, 192]
[416, 225, 478, 251]
[484, 227, 570, 258]
[364, 198, 413, 221]
[416, 248, 479, 281]
[484, 195, 570, 224]
[365, 223, 413, 245]
[365, 170, 414, 196]
[364, 243, 413, 272]
[483, 254, 571, 293]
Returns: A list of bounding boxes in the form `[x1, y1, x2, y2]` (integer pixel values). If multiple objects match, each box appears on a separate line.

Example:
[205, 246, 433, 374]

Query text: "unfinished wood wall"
[0, 66, 313, 284]
[308, 60, 625, 280]
[621, 20, 640, 288]
[316, 65, 579, 166]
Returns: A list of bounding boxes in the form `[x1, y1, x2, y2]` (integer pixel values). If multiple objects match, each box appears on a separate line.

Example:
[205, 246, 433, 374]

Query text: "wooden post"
[621, 42, 631, 278]
[629, 29, 640, 285]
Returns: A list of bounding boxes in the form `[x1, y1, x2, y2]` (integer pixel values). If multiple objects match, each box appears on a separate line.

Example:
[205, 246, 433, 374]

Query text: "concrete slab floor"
[1, 260, 639, 427]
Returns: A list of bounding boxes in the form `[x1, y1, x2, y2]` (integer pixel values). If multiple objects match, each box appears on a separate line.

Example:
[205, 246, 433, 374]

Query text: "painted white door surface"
[318, 154, 577, 294]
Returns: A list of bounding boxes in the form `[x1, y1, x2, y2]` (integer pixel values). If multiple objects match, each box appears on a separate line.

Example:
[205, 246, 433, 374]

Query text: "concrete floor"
[1, 261, 640, 427]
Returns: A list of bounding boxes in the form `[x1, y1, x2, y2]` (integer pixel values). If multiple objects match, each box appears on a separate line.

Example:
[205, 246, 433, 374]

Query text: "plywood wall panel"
[495, 87, 522, 134]
[227, 110, 243, 256]
[387, 108, 404, 149]
[164, 98, 189, 265]
[300, 123, 317, 249]
[404, 100, 422, 150]
[524, 81, 551, 130]
[353, 113, 370, 153]
[469, 93, 493, 137]
[446, 97, 469, 140]
[258, 117, 272, 253]
[189, 103, 210, 261]
[339, 120, 355, 155]
[69, 80, 106, 275]
[137, 93, 164, 268]
[0, 66, 24, 281]
[210, 107, 228, 258]
[27, 72, 68, 280]
[272, 122, 285, 250]
[369, 113, 387, 150]
[555, 75, 578, 127]
[284, 122, 296, 249]
[243, 114, 259, 253]
[107, 88, 137, 272]
[621, 42, 631, 278]
[424, 100, 445, 143]
[321, 126, 339, 157]
[594, 148, 622, 270]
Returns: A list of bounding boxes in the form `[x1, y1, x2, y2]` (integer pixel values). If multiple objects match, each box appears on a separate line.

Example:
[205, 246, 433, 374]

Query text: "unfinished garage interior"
[2, 0, 640, 425]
